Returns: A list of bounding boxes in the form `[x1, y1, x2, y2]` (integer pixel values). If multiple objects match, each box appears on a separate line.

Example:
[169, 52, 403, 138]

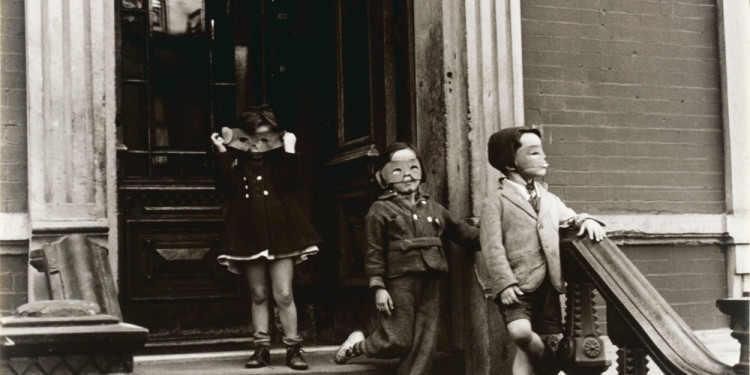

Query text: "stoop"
[134, 346, 464, 375]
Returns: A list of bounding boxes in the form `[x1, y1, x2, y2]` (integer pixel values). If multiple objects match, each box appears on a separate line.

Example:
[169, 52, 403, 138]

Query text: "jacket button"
[412, 214, 418, 220]
[263, 190, 269, 196]
[245, 194, 249, 198]
[257, 176, 262, 181]
[243, 177, 247, 181]
[427, 216, 433, 222]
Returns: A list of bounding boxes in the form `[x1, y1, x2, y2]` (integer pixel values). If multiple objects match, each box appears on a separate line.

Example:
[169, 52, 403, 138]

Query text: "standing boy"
[478, 127, 605, 375]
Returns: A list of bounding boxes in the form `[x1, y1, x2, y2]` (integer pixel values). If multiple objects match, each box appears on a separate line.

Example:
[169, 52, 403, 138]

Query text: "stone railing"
[557, 230, 747, 375]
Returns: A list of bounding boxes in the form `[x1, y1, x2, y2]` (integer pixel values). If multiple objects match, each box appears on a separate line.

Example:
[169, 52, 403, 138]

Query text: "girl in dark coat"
[210, 105, 321, 370]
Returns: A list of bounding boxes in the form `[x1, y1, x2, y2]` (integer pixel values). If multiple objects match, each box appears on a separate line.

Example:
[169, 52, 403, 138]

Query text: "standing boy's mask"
[514, 144, 548, 173]
[376, 159, 422, 188]
[220, 126, 283, 153]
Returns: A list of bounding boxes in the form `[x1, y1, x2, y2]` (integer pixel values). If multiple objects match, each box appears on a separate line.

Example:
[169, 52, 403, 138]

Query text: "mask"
[377, 159, 422, 187]
[220, 127, 283, 154]
[514, 144, 548, 177]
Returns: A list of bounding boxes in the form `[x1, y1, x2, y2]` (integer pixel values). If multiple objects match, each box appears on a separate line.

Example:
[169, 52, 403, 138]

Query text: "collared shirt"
[503, 178, 539, 200]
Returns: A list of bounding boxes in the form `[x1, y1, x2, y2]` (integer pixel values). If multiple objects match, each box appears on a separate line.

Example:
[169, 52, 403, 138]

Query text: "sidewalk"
[133, 329, 741, 375]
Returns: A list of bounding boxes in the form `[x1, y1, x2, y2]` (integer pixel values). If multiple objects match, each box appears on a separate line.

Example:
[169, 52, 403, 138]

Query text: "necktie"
[526, 181, 540, 212]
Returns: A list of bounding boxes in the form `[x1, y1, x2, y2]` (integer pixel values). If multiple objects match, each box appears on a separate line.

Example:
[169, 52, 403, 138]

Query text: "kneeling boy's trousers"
[355, 272, 442, 375]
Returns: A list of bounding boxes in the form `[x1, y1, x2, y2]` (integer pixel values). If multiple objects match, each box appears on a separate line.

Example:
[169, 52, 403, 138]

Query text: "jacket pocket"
[507, 252, 527, 270]
[387, 216, 408, 237]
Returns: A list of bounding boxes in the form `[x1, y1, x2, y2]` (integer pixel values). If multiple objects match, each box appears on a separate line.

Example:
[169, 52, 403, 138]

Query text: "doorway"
[116, 0, 414, 344]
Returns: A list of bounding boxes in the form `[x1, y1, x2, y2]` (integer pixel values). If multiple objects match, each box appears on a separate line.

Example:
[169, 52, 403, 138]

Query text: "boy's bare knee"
[506, 320, 534, 346]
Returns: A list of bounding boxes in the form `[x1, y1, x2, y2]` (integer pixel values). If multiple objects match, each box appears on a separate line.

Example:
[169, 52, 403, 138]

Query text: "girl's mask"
[220, 127, 283, 154]
[376, 159, 422, 188]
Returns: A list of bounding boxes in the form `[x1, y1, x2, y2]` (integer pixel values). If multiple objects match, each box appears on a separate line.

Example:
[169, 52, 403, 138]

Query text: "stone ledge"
[1, 314, 148, 374]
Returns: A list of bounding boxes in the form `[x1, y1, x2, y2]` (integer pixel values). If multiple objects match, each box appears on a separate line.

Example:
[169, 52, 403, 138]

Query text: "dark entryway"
[116, 0, 414, 345]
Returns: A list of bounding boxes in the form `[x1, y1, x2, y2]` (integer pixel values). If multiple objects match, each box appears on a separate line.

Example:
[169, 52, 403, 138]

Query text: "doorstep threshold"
[135, 345, 340, 364]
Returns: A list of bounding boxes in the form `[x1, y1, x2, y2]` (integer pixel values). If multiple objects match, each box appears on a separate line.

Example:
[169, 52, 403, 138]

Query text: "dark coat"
[213, 148, 322, 257]
[364, 191, 479, 289]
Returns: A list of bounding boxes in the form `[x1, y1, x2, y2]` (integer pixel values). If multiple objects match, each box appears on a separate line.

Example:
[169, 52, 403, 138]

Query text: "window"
[118, 0, 236, 180]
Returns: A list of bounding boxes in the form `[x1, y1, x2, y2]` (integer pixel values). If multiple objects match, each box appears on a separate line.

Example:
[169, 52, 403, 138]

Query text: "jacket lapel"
[500, 181, 538, 219]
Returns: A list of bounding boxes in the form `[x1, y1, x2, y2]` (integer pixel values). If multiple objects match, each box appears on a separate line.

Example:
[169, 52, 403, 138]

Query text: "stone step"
[134, 346, 464, 375]
[134, 329, 739, 375]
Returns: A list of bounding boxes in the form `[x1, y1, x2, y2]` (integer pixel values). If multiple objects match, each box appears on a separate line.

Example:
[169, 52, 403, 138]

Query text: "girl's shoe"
[334, 330, 365, 364]
[245, 347, 270, 368]
[286, 345, 308, 370]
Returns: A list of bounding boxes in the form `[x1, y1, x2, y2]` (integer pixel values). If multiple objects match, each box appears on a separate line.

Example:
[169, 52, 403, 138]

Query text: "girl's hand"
[281, 131, 296, 154]
[210, 133, 227, 153]
[499, 285, 524, 305]
[578, 219, 606, 242]
[374, 288, 394, 317]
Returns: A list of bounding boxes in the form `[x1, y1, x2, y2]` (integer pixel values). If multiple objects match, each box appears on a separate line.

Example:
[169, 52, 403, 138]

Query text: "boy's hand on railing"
[578, 219, 606, 242]
[375, 288, 394, 317]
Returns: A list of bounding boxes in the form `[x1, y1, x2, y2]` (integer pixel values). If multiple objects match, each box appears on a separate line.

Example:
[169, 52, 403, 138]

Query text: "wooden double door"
[116, 0, 414, 343]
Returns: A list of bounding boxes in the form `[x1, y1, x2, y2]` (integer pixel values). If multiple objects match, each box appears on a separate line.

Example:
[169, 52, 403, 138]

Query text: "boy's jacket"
[365, 191, 479, 289]
[476, 179, 601, 297]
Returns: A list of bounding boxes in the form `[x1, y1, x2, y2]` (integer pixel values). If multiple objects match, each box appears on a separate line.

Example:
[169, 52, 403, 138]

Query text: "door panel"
[117, 0, 413, 343]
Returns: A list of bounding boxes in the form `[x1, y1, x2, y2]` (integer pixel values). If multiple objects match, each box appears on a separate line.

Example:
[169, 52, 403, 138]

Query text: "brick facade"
[627, 244, 728, 330]
[0, 0, 28, 315]
[521, 0, 724, 215]
[1, 0, 27, 214]
[521, 0, 728, 329]
[0, 249, 28, 316]
[594, 244, 728, 331]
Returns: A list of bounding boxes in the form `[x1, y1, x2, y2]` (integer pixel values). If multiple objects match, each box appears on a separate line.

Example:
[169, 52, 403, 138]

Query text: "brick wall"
[521, 0, 724, 214]
[595, 244, 728, 332]
[0, 0, 28, 315]
[1, 0, 27, 213]
[0, 248, 28, 316]
[626, 244, 728, 330]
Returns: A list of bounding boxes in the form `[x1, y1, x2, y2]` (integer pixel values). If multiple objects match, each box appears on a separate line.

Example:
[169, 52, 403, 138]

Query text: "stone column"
[466, 0, 525, 214]
[717, 0, 750, 298]
[441, 0, 526, 373]
[25, 0, 117, 300]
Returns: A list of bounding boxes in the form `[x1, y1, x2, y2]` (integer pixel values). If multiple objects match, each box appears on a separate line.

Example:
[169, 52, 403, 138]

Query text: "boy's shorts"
[495, 276, 563, 334]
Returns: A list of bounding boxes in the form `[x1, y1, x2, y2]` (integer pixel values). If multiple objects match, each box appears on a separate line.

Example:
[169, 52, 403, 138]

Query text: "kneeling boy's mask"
[376, 159, 422, 188]
[220, 127, 282, 154]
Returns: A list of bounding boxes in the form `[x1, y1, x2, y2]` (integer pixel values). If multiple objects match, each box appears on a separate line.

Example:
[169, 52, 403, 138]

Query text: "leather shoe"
[245, 346, 270, 368]
[286, 345, 308, 370]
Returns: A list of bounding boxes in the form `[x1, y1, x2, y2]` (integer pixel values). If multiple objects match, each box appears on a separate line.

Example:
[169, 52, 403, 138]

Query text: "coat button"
[245, 194, 249, 198]
[412, 214, 418, 220]
[257, 176, 262, 181]
[263, 190, 269, 196]
[427, 216, 433, 222]
[243, 177, 247, 181]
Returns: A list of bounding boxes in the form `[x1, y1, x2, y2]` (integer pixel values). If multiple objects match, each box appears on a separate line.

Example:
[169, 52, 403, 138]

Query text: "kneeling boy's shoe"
[245, 346, 270, 368]
[334, 330, 365, 364]
[286, 345, 308, 370]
